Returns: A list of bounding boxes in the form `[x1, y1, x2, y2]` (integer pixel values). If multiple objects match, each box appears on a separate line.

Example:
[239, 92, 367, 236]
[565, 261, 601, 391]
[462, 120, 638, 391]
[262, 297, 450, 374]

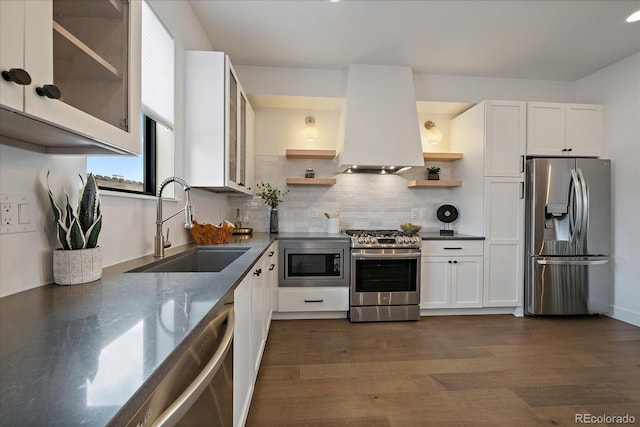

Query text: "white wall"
[575, 52, 640, 327]
[0, 1, 229, 297]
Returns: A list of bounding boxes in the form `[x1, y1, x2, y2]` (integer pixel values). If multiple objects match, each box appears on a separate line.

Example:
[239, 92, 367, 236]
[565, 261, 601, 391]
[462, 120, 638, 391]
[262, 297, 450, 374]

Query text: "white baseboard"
[609, 305, 640, 327]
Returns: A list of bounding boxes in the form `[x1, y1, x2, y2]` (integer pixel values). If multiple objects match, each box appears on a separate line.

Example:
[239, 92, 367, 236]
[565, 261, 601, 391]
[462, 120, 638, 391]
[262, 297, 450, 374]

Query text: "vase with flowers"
[256, 182, 289, 233]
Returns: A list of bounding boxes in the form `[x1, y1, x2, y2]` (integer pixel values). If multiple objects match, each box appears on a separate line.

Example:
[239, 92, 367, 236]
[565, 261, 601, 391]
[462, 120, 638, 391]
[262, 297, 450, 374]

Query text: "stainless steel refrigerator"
[525, 158, 612, 315]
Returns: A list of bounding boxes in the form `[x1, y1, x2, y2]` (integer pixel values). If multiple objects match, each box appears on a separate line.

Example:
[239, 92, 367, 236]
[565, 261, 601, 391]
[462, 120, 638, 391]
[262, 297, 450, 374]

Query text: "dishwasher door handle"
[152, 307, 235, 427]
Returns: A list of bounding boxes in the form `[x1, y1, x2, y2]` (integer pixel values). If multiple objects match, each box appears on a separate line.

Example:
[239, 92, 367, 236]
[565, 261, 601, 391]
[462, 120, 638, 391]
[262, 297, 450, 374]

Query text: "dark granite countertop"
[276, 232, 349, 240]
[0, 233, 275, 426]
[419, 232, 485, 240]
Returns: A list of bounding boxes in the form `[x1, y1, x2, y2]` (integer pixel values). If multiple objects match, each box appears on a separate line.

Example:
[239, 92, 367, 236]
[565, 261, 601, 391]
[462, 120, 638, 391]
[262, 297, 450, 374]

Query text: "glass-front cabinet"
[185, 50, 255, 195]
[0, 0, 141, 155]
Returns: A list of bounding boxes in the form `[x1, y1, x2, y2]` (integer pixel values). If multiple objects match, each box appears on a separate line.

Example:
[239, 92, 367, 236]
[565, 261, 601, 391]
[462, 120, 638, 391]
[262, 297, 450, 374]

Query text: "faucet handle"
[164, 228, 172, 249]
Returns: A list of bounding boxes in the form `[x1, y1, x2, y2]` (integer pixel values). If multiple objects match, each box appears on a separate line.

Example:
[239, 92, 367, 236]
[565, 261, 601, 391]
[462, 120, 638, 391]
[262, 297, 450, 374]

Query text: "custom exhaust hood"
[337, 64, 424, 173]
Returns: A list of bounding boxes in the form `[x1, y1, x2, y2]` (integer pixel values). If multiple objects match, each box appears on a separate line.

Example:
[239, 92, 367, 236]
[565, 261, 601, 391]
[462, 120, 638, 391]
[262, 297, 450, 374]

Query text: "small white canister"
[327, 218, 340, 234]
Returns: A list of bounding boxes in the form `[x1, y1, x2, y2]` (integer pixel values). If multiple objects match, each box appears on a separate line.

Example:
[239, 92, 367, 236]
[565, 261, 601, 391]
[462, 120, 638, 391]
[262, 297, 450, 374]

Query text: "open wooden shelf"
[286, 149, 337, 159]
[423, 152, 463, 161]
[407, 180, 462, 188]
[286, 177, 336, 186]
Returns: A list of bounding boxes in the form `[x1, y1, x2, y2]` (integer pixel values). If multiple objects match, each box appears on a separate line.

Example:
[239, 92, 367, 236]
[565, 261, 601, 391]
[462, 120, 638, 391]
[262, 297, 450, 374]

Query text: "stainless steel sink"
[128, 247, 249, 273]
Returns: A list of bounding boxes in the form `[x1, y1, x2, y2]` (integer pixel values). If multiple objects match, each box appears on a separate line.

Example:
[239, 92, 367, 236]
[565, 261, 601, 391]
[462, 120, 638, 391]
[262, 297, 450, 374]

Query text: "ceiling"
[189, 0, 640, 82]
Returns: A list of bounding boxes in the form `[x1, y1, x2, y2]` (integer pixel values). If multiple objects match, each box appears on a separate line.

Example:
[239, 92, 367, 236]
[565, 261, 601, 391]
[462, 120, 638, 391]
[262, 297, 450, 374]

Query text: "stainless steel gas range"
[345, 230, 422, 322]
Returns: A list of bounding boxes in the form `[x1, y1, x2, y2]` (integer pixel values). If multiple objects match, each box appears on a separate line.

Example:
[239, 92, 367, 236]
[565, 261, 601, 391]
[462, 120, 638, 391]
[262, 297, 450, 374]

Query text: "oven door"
[280, 240, 350, 287]
[350, 249, 421, 306]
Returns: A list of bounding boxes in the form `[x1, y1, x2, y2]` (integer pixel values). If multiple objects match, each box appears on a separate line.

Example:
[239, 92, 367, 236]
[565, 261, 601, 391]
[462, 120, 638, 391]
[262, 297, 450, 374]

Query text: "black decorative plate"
[436, 204, 458, 223]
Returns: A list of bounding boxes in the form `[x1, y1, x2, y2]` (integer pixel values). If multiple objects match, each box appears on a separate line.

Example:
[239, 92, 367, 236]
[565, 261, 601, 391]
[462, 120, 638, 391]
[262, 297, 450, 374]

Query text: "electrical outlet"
[420, 208, 427, 219]
[2, 203, 15, 225]
[1, 194, 35, 234]
[411, 208, 418, 219]
[311, 208, 319, 218]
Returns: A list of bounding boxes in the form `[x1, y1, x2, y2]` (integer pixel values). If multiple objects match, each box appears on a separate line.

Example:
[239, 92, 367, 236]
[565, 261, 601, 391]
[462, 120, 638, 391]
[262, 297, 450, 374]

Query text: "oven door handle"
[352, 252, 421, 260]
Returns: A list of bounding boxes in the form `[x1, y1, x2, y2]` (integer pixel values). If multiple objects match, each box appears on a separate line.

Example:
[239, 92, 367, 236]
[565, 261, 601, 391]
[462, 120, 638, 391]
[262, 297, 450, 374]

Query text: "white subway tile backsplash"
[229, 154, 457, 233]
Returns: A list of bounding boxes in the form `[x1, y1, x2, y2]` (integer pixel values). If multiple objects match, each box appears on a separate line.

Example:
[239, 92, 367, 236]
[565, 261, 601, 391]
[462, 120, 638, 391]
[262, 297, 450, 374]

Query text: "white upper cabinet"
[484, 101, 526, 177]
[185, 51, 255, 195]
[0, 0, 141, 155]
[527, 102, 604, 157]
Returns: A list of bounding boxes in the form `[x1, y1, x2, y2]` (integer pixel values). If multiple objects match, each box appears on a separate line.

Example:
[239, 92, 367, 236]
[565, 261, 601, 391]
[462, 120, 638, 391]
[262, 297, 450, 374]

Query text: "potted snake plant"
[47, 172, 103, 285]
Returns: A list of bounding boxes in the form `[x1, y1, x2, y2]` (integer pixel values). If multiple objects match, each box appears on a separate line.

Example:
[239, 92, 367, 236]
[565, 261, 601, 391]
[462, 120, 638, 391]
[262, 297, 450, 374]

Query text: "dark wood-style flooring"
[246, 315, 640, 426]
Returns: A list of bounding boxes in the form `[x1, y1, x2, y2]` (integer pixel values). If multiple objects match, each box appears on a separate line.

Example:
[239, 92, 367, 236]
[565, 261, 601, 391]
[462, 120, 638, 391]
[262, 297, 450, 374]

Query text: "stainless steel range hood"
[337, 64, 424, 173]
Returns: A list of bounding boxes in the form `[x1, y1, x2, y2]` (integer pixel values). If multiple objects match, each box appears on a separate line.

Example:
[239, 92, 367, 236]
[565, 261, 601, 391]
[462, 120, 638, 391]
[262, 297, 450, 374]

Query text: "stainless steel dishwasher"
[126, 303, 235, 427]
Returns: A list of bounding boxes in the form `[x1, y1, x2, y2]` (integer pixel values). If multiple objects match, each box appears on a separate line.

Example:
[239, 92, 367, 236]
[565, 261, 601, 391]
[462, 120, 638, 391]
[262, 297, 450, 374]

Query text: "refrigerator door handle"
[577, 168, 589, 245]
[536, 259, 609, 266]
[570, 169, 583, 245]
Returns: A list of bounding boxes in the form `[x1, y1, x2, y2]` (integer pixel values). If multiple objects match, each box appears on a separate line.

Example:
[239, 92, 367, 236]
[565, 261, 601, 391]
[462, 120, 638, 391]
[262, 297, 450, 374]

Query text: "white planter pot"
[53, 247, 102, 285]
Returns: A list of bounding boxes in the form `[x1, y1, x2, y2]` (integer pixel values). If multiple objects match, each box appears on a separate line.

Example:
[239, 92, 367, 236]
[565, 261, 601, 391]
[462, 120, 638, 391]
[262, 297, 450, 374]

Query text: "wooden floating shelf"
[286, 149, 337, 159]
[407, 180, 462, 188]
[286, 177, 336, 186]
[423, 152, 463, 161]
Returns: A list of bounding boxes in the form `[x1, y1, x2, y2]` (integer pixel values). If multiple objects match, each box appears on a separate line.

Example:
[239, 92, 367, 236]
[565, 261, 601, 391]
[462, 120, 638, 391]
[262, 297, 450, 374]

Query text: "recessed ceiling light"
[627, 9, 640, 23]
[327, 0, 341, 3]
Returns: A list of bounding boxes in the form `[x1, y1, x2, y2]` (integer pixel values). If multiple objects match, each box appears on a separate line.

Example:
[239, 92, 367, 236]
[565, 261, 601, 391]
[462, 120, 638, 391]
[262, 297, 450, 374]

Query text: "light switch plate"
[0, 194, 36, 235]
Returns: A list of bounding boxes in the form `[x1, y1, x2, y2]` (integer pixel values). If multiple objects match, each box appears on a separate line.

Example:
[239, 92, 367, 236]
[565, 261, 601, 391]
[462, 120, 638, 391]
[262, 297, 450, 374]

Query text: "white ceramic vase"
[53, 247, 102, 285]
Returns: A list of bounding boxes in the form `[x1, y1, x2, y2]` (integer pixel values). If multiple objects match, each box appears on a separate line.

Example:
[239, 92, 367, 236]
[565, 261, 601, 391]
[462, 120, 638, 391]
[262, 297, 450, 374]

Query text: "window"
[88, 0, 174, 195]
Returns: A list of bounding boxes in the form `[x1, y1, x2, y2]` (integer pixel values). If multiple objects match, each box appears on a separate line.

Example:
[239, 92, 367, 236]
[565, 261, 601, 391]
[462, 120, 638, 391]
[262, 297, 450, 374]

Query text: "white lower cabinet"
[420, 241, 483, 309]
[233, 243, 276, 427]
[483, 177, 524, 307]
[278, 287, 349, 312]
[233, 275, 252, 427]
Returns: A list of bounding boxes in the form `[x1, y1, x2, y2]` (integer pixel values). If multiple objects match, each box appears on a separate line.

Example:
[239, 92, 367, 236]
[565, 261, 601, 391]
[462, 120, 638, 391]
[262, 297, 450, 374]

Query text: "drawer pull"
[444, 247, 463, 250]
[269, 264, 275, 271]
[268, 251, 275, 257]
[304, 299, 324, 303]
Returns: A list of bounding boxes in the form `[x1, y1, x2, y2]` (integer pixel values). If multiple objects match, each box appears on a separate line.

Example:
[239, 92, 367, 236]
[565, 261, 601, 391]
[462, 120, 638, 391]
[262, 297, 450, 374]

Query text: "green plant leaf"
[66, 218, 86, 250]
[84, 214, 102, 249]
[78, 173, 98, 233]
[56, 219, 70, 250]
[63, 190, 75, 230]
[46, 171, 63, 224]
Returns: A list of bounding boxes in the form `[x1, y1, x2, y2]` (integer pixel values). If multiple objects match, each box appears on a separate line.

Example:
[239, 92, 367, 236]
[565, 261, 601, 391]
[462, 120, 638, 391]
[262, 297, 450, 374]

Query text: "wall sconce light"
[424, 120, 443, 144]
[303, 116, 318, 142]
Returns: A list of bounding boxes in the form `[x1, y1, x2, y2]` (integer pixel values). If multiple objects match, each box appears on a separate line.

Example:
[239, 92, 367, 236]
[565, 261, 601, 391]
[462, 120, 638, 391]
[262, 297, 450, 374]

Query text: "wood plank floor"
[246, 315, 640, 426]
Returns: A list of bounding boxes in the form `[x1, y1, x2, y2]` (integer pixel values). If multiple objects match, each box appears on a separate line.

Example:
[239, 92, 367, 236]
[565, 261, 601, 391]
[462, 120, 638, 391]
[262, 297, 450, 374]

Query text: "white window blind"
[142, 1, 174, 128]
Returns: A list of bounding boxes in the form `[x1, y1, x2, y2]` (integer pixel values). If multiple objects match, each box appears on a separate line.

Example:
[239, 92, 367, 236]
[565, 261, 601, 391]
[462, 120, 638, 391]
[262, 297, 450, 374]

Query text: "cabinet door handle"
[35, 84, 61, 99]
[304, 299, 324, 303]
[253, 268, 262, 276]
[444, 247, 462, 250]
[567, 148, 573, 152]
[1, 68, 31, 85]
[520, 155, 525, 173]
[269, 264, 275, 271]
[520, 181, 525, 199]
[453, 260, 458, 264]
[561, 148, 567, 152]
[268, 251, 275, 257]
[448, 260, 452, 264]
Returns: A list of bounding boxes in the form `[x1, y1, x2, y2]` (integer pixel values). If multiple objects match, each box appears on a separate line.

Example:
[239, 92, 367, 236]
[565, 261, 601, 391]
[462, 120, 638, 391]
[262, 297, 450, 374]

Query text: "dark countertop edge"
[275, 232, 350, 240]
[419, 232, 485, 240]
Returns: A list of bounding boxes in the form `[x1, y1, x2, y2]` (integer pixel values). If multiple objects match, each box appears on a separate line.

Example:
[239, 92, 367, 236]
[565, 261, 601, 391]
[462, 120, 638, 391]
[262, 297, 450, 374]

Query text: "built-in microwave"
[279, 239, 350, 287]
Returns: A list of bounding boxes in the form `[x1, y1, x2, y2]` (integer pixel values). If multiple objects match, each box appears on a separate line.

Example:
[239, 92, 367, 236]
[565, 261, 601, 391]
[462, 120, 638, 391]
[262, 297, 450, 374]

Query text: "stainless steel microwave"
[279, 239, 350, 287]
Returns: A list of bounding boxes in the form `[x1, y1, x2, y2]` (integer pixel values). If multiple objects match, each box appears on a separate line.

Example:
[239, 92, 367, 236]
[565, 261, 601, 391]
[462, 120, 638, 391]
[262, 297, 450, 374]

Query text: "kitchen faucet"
[155, 176, 194, 257]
